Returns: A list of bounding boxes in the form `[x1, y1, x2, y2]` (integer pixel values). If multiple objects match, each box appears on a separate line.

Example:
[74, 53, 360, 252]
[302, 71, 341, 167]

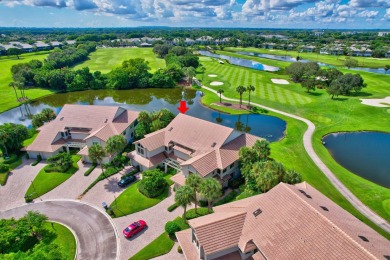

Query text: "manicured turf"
[0, 154, 23, 185]
[22, 132, 38, 147]
[25, 155, 81, 200]
[129, 232, 175, 260]
[200, 87, 390, 240]
[0, 52, 54, 113]
[73, 47, 166, 73]
[224, 47, 390, 69]
[44, 222, 77, 260]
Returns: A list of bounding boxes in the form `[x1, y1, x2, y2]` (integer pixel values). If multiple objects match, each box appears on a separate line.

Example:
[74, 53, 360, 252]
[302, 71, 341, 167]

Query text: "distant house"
[300, 45, 316, 52]
[263, 43, 276, 49]
[350, 46, 372, 57]
[378, 32, 390, 37]
[314, 31, 324, 37]
[65, 40, 76, 45]
[141, 37, 162, 43]
[177, 182, 390, 260]
[196, 36, 214, 44]
[50, 41, 62, 48]
[129, 114, 260, 188]
[26, 105, 139, 163]
[8, 41, 33, 52]
[140, 42, 152, 47]
[34, 41, 50, 51]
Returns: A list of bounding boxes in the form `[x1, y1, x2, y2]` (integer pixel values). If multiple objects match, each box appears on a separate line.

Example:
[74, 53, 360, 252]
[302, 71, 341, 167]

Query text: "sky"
[0, 0, 389, 29]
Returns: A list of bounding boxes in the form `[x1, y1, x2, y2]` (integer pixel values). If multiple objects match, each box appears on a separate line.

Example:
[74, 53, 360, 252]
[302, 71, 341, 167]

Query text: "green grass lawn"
[110, 180, 170, 218]
[199, 75, 390, 240]
[224, 47, 390, 69]
[129, 232, 175, 260]
[44, 222, 76, 260]
[73, 47, 166, 73]
[0, 52, 54, 113]
[0, 154, 23, 186]
[25, 155, 81, 200]
[22, 132, 39, 147]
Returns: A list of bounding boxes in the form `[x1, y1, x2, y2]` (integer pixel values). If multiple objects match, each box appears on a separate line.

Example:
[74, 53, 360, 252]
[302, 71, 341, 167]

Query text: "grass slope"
[44, 222, 77, 260]
[129, 232, 174, 260]
[0, 52, 54, 113]
[25, 155, 81, 200]
[224, 47, 390, 69]
[73, 47, 166, 73]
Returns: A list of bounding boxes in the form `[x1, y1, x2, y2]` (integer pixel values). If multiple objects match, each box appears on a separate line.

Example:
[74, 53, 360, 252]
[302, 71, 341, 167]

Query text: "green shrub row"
[3, 154, 18, 164]
[82, 166, 121, 195]
[121, 166, 140, 179]
[214, 190, 239, 206]
[186, 207, 211, 220]
[0, 163, 9, 173]
[84, 163, 97, 176]
[167, 202, 179, 212]
[31, 155, 42, 166]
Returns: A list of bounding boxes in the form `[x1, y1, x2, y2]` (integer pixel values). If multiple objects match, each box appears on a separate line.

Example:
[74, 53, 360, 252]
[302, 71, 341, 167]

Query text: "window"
[137, 147, 145, 155]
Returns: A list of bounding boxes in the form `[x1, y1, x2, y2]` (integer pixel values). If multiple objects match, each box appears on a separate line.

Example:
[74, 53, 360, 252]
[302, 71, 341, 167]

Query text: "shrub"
[165, 221, 181, 236]
[44, 164, 70, 173]
[214, 190, 239, 206]
[228, 176, 245, 189]
[25, 153, 29, 160]
[112, 154, 129, 167]
[186, 208, 211, 220]
[121, 166, 140, 179]
[84, 163, 97, 176]
[3, 154, 18, 164]
[167, 202, 179, 212]
[199, 200, 208, 207]
[138, 169, 167, 198]
[178, 246, 183, 254]
[0, 163, 9, 173]
[32, 155, 42, 166]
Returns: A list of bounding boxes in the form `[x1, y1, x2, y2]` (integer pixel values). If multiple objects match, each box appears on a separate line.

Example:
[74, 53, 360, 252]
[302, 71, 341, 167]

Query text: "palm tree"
[88, 144, 106, 174]
[185, 174, 202, 214]
[200, 66, 206, 81]
[106, 135, 126, 157]
[246, 85, 255, 107]
[182, 67, 196, 85]
[199, 178, 222, 213]
[235, 86, 246, 108]
[217, 89, 224, 103]
[252, 140, 271, 161]
[175, 185, 193, 221]
[0, 128, 9, 158]
[9, 82, 20, 101]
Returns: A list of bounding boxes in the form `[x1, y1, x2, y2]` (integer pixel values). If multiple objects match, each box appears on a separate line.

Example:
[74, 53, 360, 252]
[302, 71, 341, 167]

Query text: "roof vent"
[320, 206, 329, 212]
[168, 127, 173, 132]
[253, 208, 262, 217]
[358, 235, 369, 242]
[104, 118, 108, 123]
[211, 142, 216, 148]
[60, 117, 64, 121]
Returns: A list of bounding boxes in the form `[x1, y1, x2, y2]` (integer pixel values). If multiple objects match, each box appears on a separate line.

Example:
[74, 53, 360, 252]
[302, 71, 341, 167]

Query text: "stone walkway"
[200, 83, 390, 234]
[152, 242, 185, 260]
[0, 159, 46, 211]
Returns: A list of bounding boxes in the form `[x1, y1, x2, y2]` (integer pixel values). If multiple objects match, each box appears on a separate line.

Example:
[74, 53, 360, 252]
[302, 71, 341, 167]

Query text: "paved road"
[200, 84, 390, 234]
[0, 200, 118, 260]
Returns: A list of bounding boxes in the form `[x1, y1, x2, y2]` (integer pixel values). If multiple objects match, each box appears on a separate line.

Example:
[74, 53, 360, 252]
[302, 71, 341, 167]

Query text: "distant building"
[378, 32, 390, 37]
[50, 41, 62, 48]
[34, 41, 50, 50]
[314, 31, 324, 37]
[140, 42, 152, 47]
[196, 36, 214, 44]
[177, 182, 390, 260]
[65, 40, 76, 45]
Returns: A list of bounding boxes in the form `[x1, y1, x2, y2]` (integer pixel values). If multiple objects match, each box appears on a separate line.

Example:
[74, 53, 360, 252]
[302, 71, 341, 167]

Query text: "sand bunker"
[271, 79, 289, 85]
[210, 81, 224, 86]
[360, 96, 390, 107]
[208, 74, 218, 77]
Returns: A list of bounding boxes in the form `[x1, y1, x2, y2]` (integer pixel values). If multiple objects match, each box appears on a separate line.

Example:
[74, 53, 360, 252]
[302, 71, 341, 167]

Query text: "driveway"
[41, 161, 102, 200]
[0, 200, 118, 260]
[114, 185, 188, 260]
[152, 242, 185, 260]
[0, 158, 46, 211]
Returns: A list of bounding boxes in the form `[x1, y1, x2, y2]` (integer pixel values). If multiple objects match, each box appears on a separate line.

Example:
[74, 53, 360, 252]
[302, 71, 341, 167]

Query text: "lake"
[323, 131, 390, 188]
[236, 51, 389, 75]
[198, 50, 280, 72]
[0, 88, 287, 142]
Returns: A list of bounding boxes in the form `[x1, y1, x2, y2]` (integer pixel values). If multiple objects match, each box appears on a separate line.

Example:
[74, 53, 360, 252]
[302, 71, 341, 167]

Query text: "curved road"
[0, 200, 118, 260]
[200, 84, 390, 234]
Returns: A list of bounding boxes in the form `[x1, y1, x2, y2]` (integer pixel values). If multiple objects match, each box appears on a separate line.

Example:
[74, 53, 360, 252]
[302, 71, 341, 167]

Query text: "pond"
[323, 132, 390, 188]
[198, 50, 280, 72]
[236, 51, 389, 75]
[0, 88, 286, 142]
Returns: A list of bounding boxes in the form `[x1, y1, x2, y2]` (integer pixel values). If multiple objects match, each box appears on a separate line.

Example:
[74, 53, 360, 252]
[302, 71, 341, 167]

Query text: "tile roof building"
[129, 114, 260, 187]
[177, 182, 390, 260]
[26, 105, 138, 163]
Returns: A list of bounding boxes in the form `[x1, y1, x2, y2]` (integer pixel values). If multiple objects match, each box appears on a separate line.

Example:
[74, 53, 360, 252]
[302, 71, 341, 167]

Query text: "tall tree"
[246, 85, 255, 107]
[105, 135, 126, 157]
[9, 82, 20, 101]
[199, 178, 221, 213]
[200, 66, 206, 81]
[182, 66, 196, 85]
[175, 185, 193, 222]
[384, 65, 389, 74]
[88, 144, 106, 174]
[236, 85, 246, 108]
[185, 174, 203, 214]
[252, 140, 271, 161]
[344, 57, 358, 69]
[217, 88, 224, 103]
[24, 211, 48, 238]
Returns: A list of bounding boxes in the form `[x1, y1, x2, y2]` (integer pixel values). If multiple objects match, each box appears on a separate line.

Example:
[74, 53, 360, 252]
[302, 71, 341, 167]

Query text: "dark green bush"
[138, 181, 166, 198]
[199, 200, 208, 207]
[3, 154, 18, 164]
[228, 176, 245, 189]
[138, 169, 167, 198]
[25, 153, 30, 159]
[214, 190, 239, 206]
[0, 163, 9, 173]
[167, 202, 179, 212]
[164, 221, 181, 235]
[178, 246, 183, 254]
[186, 208, 210, 220]
[44, 164, 70, 173]
[32, 155, 42, 166]
[84, 163, 97, 176]
[121, 166, 140, 179]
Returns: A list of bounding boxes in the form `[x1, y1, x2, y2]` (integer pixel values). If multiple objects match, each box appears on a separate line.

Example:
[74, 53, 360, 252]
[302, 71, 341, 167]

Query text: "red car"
[123, 220, 147, 238]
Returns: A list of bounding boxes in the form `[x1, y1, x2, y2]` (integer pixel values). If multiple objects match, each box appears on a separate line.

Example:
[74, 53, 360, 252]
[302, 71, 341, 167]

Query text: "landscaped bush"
[3, 154, 18, 164]
[167, 202, 179, 212]
[228, 176, 245, 189]
[138, 169, 167, 198]
[178, 246, 183, 254]
[82, 166, 122, 195]
[25, 153, 29, 159]
[31, 155, 42, 166]
[199, 200, 208, 207]
[186, 207, 211, 220]
[214, 190, 239, 206]
[121, 166, 140, 179]
[84, 163, 97, 176]
[44, 164, 70, 173]
[112, 154, 129, 167]
[0, 163, 9, 173]
[165, 221, 181, 236]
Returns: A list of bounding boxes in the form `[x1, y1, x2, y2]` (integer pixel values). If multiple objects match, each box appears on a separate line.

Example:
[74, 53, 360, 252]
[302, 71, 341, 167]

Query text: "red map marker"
[177, 100, 189, 114]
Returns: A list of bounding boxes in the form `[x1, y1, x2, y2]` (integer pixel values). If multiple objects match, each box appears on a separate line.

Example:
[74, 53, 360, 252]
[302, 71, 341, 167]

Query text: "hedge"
[186, 207, 211, 220]
[138, 182, 166, 198]
[214, 190, 239, 206]
[84, 163, 97, 176]
[44, 164, 70, 173]
[81, 166, 121, 195]
[167, 202, 179, 212]
[3, 154, 18, 164]
[31, 155, 42, 166]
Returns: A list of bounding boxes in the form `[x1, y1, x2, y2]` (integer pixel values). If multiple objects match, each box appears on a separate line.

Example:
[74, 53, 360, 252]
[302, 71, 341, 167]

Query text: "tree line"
[285, 62, 367, 99]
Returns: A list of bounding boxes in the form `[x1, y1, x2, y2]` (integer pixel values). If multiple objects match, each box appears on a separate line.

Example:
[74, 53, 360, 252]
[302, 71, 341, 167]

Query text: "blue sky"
[0, 0, 389, 28]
